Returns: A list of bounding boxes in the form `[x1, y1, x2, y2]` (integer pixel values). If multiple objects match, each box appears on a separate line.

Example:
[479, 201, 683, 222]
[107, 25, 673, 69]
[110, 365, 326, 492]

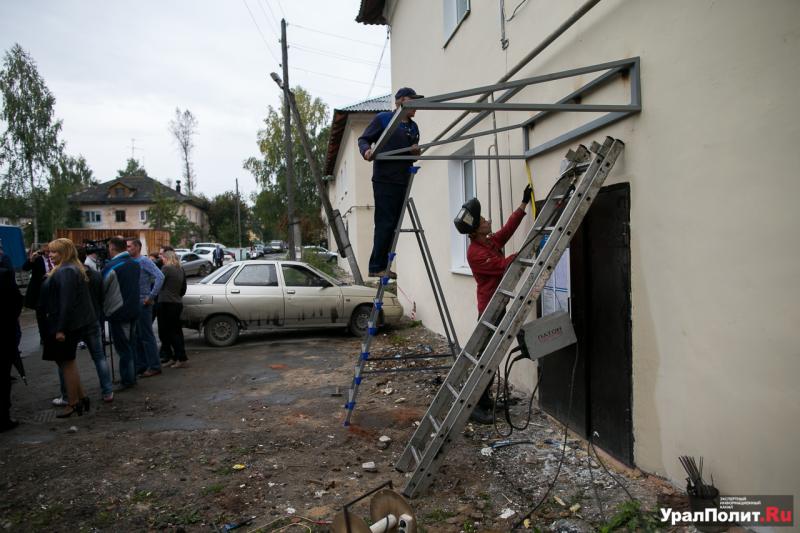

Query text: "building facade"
[324, 95, 392, 278]
[358, 0, 800, 508]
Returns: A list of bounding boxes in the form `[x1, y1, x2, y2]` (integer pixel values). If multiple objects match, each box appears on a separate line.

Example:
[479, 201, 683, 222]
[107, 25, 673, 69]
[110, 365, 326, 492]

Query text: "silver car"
[180, 252, 214, 277]
[181, 260, 403, 346]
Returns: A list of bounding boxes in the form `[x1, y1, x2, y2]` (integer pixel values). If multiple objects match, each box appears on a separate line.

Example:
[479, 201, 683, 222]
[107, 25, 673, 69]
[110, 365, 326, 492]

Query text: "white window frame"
[443, 0, 470, 47]
[139, 209, 148, 222]
[83, 210, 101, 223]
[448, 142, 476, 275]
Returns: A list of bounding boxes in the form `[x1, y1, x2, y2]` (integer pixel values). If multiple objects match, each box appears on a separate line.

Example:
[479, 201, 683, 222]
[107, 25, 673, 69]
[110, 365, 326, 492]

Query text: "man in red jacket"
[454, 185, 532, 423]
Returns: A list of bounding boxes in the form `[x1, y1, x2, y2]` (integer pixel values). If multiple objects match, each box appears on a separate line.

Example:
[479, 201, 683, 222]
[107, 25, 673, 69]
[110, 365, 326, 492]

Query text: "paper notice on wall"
[541, 248, 570, 316]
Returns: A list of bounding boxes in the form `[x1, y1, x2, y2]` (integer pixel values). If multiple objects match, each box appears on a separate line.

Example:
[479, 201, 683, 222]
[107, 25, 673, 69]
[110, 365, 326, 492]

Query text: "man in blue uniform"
[358, 87, 423, 279]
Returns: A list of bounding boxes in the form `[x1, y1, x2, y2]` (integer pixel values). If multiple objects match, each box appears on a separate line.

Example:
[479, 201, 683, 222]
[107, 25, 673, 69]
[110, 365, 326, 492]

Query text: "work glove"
[521, 184, 533, 204]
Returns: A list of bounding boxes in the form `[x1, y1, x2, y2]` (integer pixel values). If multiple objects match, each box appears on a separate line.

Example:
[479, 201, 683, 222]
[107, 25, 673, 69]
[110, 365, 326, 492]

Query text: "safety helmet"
[453, 197, 481, 234]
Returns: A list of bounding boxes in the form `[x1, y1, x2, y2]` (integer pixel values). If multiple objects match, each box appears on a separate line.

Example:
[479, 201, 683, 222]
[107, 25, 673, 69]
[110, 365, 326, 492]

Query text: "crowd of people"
[1, 236, 188, 430]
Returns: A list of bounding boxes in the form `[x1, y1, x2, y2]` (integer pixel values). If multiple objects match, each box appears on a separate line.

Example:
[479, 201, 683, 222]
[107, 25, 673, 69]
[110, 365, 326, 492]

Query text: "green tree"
[207, 191, 251, 246]
[0, 43, 64, 244]
[168, 107, 198, 195]
[117, 157, 148, 178]
[244, 86, 329, 243]
[38, 154, 95, 239]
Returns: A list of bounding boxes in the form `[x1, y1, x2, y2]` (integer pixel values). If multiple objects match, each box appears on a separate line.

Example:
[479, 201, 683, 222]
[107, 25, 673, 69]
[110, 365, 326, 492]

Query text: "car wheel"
[198, 263, 210, 277]
[204, 315, 239, 347]
[348, 304, 374, 337]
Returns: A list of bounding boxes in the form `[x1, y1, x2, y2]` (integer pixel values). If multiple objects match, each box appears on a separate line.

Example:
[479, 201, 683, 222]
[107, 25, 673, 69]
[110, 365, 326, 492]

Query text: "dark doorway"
[537, 182, 633, 466]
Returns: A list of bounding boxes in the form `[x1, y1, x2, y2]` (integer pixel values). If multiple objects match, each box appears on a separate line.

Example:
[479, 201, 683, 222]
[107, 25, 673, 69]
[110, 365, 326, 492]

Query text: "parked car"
[266, 240, 287, 254]
[193, 242, 226, 251]
[303, 245, 338, 263]
[181, 260, 403, 347]
[180, 252, 214, 277]
[174, 248, 191, 255]
[193, 246, 233, 265]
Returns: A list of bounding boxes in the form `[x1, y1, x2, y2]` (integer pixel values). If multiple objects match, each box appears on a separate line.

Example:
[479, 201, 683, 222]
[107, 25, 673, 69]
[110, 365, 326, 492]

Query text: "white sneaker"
[52, 397, 68, 407]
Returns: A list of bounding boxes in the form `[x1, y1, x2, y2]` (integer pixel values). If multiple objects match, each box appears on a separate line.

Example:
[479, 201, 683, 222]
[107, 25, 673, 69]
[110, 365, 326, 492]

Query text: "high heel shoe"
[55, 402, 84, 418]
[80, 397, 90, 414]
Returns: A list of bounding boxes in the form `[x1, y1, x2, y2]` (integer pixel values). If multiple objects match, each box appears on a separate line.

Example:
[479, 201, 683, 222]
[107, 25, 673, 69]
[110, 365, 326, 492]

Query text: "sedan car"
[181, 260, 403, 346]
[180, 252, 214, 277]
[193, 246, 234, 265]
[303, 245, 338, 263]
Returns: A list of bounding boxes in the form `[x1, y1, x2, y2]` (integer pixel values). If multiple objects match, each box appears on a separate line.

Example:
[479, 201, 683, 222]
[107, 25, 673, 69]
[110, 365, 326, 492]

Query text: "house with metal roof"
[323, 94, 392, 276]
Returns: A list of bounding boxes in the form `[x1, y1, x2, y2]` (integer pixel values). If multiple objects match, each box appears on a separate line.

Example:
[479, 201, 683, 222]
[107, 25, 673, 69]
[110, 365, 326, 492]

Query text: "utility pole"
[280, 18, 300, 260]
[235, 178, 243, 257]
[269, 72, 365, 285]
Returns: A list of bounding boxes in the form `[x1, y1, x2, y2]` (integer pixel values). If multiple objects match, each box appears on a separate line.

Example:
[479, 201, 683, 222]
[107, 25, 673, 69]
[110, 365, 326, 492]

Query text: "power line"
[257, 0, 281, 35]
[290, 65, 390, 89]
[275, 0, 286, 19]
[291, 43, 390, 68]
[366, 29, 391, 98]
[241, 0, 280, 64]
[290, 23, 386, 48]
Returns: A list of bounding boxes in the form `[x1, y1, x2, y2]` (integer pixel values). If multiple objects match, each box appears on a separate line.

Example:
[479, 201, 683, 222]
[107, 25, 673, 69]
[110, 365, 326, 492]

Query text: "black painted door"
[538, 183, 633, 465]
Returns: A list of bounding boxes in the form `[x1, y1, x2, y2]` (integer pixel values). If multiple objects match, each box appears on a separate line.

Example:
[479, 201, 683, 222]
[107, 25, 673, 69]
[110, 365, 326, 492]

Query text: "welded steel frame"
[372, 57, 640, 162]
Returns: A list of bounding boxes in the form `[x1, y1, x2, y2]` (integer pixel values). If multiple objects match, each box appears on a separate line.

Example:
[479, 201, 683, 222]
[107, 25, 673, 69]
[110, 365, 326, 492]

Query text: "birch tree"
[168, 107, 198, 195]
[0, 43, 63, 244]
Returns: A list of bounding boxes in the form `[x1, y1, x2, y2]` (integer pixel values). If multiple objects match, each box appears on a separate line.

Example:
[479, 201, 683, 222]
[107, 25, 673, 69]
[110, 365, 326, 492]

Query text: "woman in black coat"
[39, 239, 96, 418]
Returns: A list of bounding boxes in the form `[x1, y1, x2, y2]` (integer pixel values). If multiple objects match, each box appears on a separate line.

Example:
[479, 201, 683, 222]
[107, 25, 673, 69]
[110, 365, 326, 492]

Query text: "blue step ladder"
[343, 167, 460, 426]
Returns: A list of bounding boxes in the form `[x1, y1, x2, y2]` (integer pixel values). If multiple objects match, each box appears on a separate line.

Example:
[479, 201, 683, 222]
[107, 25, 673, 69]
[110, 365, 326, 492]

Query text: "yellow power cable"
[525, 161, 537, 220]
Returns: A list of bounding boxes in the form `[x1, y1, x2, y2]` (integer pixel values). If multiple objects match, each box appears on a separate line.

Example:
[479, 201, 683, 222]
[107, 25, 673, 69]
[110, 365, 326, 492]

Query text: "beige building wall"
[329, 114, 377, 279]
[385, 0, 800, 505]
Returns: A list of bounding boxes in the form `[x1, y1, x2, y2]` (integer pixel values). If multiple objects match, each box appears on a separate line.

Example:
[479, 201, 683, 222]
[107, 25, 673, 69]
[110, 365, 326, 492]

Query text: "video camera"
[82, 238, 111, 268]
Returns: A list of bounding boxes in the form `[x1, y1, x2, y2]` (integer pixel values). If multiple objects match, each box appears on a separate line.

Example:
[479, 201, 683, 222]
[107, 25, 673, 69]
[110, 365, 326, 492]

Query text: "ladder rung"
[481, 320, 497, 331]
[410, 445, 421, 465]
[498, 289, 515, 298]
[427, 414, 441, 433]
[517, 258, 535, 266]
[462, 352, 478, 365]
[534, 225, 555, 232]
[446, 383, 459, 398]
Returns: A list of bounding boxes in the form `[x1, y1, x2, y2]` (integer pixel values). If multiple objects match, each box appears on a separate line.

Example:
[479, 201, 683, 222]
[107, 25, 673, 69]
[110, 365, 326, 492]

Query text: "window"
[181, 253, 198, 262]
[83, 210, 101, 223]
[213, 265, 237, 285]
[443, 0, 470, 46]
[281, 265, 329, 288]
[140, 210, 148, 222]
[114, 187, 125, 197]
[115, 210, 126, 222]
[448, 144, 476, 274]
[234, 264, 278, 286]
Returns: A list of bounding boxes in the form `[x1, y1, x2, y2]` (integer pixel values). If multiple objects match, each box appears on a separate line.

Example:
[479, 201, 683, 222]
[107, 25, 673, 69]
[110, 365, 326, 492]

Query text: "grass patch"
[409, 320, 423, 328]
[388, 333, 406, 344]
[130, 489, 153, 503]
[424, 508, 457, 523]
[598, 500, 660, 532]
[201, 483, 225, 496]
[8, 504, 65, 529]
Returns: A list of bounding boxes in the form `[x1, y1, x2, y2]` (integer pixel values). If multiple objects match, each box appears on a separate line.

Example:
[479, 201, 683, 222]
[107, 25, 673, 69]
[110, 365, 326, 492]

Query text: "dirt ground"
[2, 309, 694, 532]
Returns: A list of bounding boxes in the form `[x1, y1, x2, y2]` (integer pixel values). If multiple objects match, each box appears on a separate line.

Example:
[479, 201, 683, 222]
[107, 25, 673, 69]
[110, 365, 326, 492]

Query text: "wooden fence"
[54, 228, 171, 255]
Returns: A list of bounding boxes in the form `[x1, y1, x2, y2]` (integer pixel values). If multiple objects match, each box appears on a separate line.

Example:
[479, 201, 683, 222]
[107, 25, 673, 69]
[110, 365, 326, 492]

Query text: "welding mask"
[453, 197, 481, 234]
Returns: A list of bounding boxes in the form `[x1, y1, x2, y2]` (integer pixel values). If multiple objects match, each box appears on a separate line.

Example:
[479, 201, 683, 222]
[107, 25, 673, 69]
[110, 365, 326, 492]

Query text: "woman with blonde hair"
[39, 238, 96, 417]
[157, 249, 188, 367]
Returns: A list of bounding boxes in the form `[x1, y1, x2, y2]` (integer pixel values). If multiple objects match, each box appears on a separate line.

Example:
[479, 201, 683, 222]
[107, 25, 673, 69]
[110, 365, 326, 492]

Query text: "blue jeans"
[83, 322, 113, 396]
[369, 181, 408, 273]
[56, 323, 113, 398]
[135, 304, 161, 373]
[110, 320, 137, 387]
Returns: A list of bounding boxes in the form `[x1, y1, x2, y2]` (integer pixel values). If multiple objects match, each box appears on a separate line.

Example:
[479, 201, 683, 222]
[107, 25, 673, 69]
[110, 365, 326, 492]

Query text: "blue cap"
[395, 87, 424, 100]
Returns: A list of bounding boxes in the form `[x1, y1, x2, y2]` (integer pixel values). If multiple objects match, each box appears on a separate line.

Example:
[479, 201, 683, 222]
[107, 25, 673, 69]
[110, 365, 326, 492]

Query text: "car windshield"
[198, 263, 237, 284]
[298, 263, 343, 286]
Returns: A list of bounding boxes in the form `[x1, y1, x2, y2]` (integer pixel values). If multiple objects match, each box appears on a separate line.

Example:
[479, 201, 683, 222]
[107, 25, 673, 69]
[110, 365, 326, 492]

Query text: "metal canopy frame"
[372, 57, 640, 162]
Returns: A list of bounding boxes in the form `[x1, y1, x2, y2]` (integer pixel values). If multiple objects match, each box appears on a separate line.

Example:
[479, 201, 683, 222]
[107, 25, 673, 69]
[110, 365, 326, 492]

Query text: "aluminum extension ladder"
[343, 167, 461, 427]
[395, 137, 625, 497]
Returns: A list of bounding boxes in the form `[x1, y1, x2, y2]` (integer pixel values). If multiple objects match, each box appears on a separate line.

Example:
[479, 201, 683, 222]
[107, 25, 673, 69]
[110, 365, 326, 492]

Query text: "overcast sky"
[0, 0, 391, 200]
